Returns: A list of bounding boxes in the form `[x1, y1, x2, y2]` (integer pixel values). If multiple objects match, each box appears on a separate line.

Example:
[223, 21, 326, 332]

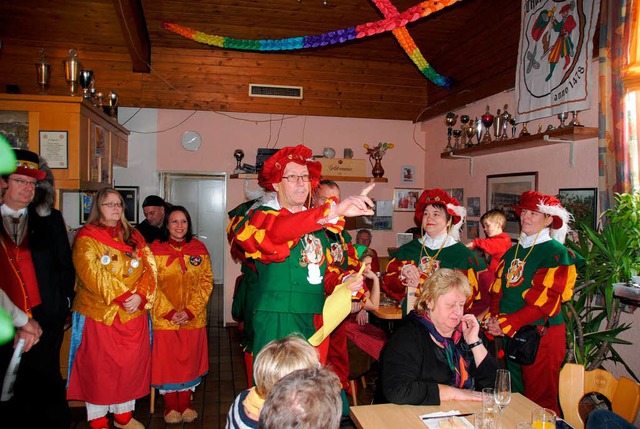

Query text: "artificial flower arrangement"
[363, 142, 395, 160]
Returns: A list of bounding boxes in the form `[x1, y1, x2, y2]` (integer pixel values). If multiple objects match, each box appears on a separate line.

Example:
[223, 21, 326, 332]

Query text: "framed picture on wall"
[558, 188, 598, 230]
[401, 165, 415, 184]
[115, 186, 140, 225]
[486, 172, 538, 239]
[393, 188, 421, 211]
[446, 188, 464, 205]
[467, 220, 480, 240]
[79, 191, 95, 224]
[467, 197, 481, 217]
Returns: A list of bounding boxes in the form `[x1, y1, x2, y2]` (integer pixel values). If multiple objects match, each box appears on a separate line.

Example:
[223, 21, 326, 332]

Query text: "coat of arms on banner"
[515, 0, 600, 122]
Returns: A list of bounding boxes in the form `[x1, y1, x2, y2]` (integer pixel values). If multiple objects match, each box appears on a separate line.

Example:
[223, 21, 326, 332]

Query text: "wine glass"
[494, 369, 512, 429]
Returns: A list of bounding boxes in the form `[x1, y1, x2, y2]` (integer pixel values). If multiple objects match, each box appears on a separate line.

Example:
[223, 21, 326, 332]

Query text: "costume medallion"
[301, 233, 325, 285]
[506, 258, 525, 286]
[100, 255, 111, 265]
[419, 255, 440, 278]
[130, 259, 140, 269]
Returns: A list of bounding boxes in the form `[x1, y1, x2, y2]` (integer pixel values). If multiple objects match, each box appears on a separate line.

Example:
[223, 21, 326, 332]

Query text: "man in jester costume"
[313, 180, 364, 402]
[228, 145, 375, 365]
[484, 191, 583, 415]
[383, 188, 485, 314]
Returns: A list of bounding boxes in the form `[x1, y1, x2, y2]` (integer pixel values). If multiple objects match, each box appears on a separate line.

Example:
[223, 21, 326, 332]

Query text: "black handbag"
[505, 320, 548, 365]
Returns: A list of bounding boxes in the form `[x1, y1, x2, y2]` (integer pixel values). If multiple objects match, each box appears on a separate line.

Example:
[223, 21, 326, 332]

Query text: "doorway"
[160, 172, 226, 286]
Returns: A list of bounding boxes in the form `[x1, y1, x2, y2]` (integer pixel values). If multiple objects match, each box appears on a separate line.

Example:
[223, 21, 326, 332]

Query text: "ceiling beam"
[112, 0, 151, 73]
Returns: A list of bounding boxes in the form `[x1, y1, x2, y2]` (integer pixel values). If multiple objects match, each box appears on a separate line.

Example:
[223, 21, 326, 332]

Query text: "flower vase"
[370, 157, 384, 178]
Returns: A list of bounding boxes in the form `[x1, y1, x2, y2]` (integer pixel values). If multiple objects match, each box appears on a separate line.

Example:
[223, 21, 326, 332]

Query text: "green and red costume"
[383, 236, 485, 311]
[231, 193, 347, 362]
[488, 233, 583, 415]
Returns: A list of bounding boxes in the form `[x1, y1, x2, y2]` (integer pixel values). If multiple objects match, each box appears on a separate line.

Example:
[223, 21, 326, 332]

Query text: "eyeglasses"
[101, 202, 123, 208]
[9, 178, 38, 188]
[282, 174, 311, 183]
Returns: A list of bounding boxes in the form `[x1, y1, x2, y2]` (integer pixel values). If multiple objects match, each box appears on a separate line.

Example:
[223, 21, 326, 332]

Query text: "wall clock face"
[181, 130, 202, 151]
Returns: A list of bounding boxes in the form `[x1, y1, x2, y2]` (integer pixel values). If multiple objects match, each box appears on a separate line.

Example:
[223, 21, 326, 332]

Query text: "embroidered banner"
[515, 0, 600, 122]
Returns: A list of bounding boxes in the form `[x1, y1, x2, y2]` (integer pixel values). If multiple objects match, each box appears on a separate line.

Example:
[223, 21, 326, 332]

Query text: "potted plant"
[563, 192, 639, 381]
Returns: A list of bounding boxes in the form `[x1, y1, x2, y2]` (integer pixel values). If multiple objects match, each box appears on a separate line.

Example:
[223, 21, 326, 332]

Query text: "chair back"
[559, 363, 640, 429]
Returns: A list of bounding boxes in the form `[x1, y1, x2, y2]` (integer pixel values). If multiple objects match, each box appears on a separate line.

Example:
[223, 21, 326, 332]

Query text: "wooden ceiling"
[0, 0, 521, 121]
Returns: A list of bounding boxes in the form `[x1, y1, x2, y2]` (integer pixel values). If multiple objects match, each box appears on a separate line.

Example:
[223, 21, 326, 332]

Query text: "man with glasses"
[0, 149, 75, 428]
[228, 145, 375, 363]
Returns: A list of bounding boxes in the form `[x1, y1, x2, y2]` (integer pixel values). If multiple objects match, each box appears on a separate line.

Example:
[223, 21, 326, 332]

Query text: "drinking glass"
[494, 369, 512, 429]
[516, 423, 533, 429]
[474, 410, 496, 429]
[531, 407, 556, 429]
[481, 388, 496, 424]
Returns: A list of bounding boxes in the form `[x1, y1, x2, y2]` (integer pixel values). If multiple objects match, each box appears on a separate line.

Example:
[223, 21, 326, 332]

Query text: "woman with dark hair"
[384, 189, 485, 313]
[150, 205, 214, 424]
[67, 187, 157, 429]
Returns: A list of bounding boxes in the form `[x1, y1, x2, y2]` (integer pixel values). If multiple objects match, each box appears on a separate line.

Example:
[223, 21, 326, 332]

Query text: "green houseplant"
[563, 192, 639, 381]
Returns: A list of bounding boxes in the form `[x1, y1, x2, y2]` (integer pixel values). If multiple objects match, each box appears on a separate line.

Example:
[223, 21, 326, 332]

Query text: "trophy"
[452, 129, 462, 150]
[465, 120, 476, 147]
[95, 91, 104, 108]
[493, 108, 504, 141]
[570, 111, 582, 127]
[557, 112, 568, 128]
[509, 118, 517, 139]
[444, 112, 458, 151]
[63, 49, 81, 96]
[519, 122, 530, 137]
[481, 106, 494, 143]
[78, 70, 94, 100]
[475, 117, 483, 145]
[106, 91, 119, 118]
[35, 48, 51, 95]
[459, 115, 470, 146]
[233, 149, 245, 174]
[499, 105, 512, 140]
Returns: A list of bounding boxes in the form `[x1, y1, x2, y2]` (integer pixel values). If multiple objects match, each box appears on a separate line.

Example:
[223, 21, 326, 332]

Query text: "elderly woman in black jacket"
[377, 269, 497, 405]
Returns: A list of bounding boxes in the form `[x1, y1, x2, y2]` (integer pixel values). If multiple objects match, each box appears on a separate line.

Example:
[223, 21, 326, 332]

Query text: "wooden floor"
[69, 285, 376, 428]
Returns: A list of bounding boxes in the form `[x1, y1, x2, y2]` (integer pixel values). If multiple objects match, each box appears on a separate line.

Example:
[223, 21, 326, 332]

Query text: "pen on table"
[421, 412, 475, 420]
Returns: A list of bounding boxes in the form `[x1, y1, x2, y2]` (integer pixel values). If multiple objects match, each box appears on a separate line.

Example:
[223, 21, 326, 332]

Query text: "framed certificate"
[39, 130, 68, 169]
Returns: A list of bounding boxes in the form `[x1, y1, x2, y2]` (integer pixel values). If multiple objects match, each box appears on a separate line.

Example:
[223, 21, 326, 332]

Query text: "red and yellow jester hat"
[415, 188, 466, 241]
[514, 191, 571, 243]
[258, 145, 322, 191]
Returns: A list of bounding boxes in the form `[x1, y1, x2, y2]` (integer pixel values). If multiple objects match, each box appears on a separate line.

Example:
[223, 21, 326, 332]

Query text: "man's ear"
[544, 215, 553, 227]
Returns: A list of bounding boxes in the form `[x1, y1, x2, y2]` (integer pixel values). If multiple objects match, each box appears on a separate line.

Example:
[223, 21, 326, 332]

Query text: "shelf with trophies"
[229, 148, 388, 183]
[0, 49, 128, 197]
[440, 105, 597, 174]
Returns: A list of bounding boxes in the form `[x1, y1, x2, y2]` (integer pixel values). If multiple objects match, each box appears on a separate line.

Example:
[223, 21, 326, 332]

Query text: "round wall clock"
[181, 130, 202, 151]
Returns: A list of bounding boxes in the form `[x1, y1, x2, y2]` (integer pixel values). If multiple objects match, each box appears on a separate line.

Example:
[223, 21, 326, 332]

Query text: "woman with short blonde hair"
[226, 335, 321, 429]
[378, 269, 497, 405]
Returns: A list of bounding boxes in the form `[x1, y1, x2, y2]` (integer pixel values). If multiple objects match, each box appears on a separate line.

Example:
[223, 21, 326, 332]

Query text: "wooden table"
[372, 304, 402, 320]
[350, 393, 539, 429]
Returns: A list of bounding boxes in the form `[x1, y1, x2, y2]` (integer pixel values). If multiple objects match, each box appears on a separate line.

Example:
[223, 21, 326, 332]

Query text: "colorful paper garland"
[163, 0, 460, 88]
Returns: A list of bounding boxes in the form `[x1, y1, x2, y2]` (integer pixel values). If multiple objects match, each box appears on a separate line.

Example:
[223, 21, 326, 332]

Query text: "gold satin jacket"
[150, 241, 214, 330]
[72, 235, 157, 325]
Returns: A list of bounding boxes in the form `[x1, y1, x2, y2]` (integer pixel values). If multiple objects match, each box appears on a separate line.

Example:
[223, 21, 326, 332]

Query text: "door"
[162, 173, 226, 284]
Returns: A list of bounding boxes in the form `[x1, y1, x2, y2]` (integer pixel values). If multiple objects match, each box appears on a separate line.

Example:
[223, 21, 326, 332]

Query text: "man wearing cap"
[227, 145, 375, 363]
[384, 188, 485, 312]
[136, 194, 167, 243]
[484, 191, 583, 415]
[0, 149, 75, 428]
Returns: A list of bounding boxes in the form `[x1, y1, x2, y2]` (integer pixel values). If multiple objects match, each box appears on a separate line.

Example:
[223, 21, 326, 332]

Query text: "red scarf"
[76, 222, 146, 257]
[150, 238, 208, 273]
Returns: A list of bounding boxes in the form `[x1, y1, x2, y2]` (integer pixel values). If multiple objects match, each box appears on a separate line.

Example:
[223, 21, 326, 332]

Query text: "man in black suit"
[0, 149, 75, 428]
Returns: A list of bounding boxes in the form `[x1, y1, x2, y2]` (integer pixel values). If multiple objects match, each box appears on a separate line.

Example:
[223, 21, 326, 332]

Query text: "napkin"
[420, 410, 474, 429]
